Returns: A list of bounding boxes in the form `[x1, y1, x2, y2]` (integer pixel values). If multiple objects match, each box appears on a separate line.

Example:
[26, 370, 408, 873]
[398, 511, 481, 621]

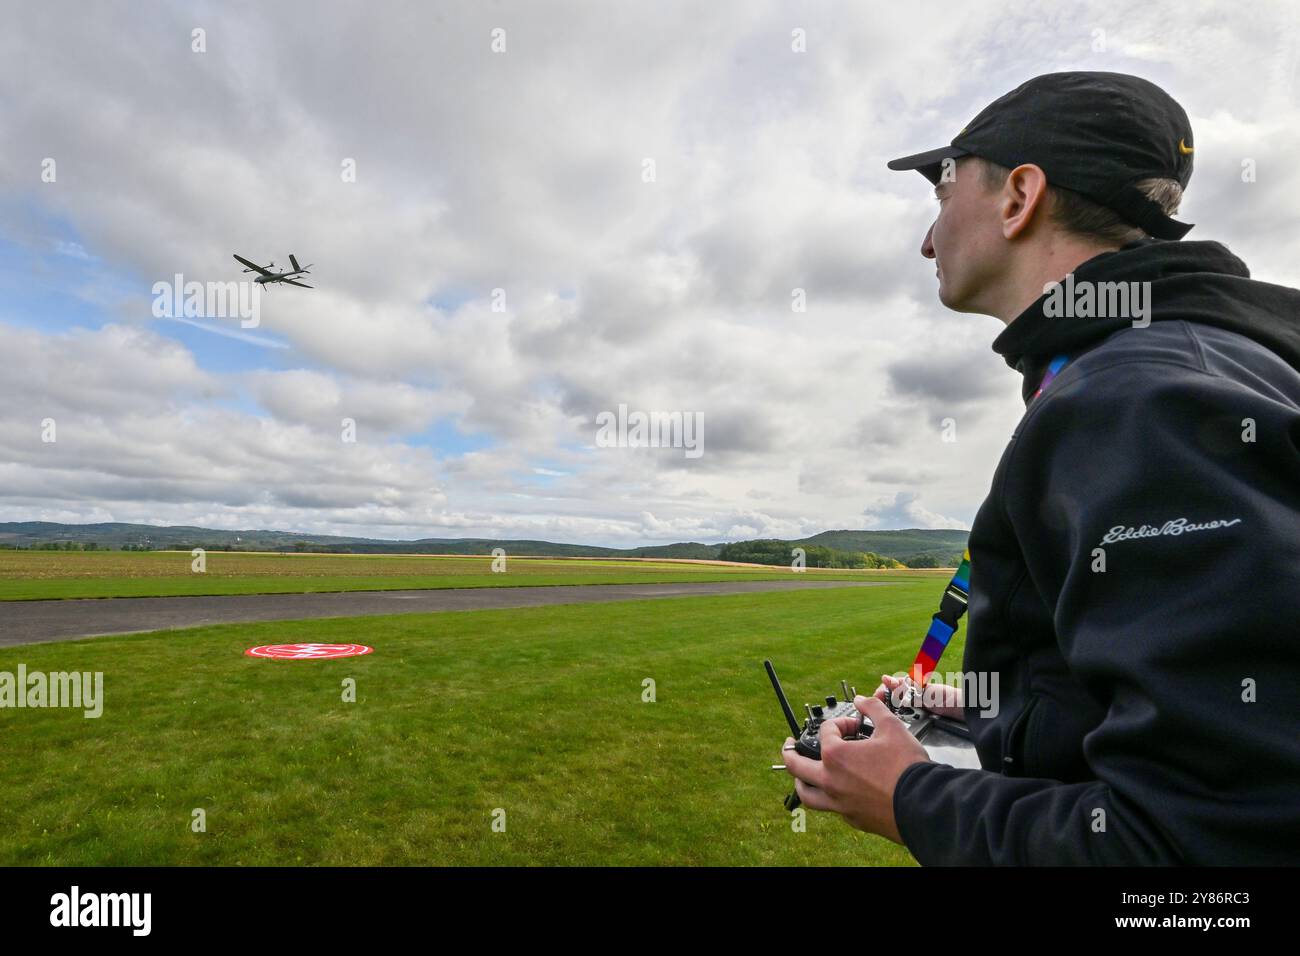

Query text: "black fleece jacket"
[893, 238, 1300, 865]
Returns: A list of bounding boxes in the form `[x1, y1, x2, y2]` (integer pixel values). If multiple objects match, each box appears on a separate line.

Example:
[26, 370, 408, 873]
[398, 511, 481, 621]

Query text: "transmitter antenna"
[764, 659, 802, 737]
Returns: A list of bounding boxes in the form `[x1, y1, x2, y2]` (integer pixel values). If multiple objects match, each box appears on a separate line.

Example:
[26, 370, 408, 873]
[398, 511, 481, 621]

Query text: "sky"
[3, 0, 1299, 547]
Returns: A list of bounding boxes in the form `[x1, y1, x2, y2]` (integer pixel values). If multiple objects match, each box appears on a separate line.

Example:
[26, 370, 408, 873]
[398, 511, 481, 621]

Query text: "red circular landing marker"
[245, 643, 373, 660]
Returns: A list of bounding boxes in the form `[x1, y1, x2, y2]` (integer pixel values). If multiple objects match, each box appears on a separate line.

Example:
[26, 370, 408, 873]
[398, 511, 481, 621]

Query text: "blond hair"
[975, 157, 1183, 246]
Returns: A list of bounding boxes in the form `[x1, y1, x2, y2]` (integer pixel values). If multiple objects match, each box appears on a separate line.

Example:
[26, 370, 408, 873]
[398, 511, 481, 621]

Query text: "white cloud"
[2, 0, 1297, 546]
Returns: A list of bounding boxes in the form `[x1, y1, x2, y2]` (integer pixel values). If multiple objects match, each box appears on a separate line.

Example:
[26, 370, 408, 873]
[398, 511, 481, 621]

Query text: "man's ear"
[999, 164, 1050, 239]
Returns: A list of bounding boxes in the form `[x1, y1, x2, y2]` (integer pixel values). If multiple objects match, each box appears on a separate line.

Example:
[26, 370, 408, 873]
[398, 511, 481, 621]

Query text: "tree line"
[717, 539, 906, 569]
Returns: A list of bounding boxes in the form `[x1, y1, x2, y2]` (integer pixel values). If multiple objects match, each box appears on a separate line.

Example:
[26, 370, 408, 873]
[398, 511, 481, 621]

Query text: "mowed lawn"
[0, 581, 962, 865]
[0, 550, 945, 601]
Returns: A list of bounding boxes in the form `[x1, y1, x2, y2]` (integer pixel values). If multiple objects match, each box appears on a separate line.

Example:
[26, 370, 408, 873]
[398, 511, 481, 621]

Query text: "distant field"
[0, 580, 960, 865]
[0, 551, 950, 601]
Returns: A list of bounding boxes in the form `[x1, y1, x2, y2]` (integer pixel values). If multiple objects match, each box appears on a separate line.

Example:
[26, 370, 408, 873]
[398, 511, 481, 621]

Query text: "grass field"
[0, 550, 948, 601]
[0, 579, 961, 865]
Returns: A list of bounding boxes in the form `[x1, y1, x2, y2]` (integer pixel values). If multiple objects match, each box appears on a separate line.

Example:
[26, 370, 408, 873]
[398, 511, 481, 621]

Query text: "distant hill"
[0, 522, 967, 566]
[794, 529, 969, 568]
[717, 539, 906, 570]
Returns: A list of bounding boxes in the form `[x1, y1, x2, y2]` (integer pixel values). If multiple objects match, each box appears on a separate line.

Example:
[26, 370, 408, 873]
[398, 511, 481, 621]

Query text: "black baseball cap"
[887, 71, 1195, 239]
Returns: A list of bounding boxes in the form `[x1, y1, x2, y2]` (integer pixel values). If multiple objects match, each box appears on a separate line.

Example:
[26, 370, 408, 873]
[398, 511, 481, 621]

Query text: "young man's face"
[920, 157, 1006, 315]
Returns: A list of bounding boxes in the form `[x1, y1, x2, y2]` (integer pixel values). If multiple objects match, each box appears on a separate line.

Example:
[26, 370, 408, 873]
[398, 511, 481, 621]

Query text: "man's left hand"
[781, 695, 930, 843]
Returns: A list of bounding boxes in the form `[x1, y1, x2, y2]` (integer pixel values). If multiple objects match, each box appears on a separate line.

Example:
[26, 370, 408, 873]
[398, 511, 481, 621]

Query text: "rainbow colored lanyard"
[909, 353, 1070, 685]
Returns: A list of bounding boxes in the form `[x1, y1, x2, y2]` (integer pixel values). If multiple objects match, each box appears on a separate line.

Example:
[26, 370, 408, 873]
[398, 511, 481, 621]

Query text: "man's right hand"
[874, 673, 965, 722]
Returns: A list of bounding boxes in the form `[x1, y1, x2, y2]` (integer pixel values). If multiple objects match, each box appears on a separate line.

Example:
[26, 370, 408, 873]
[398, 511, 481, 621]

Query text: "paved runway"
[0, 580, 893, 647]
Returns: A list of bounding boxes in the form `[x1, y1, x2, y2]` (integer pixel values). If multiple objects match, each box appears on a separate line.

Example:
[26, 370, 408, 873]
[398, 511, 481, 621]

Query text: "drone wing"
[233, 254, 272, 276]
[279, 277, 313, 289]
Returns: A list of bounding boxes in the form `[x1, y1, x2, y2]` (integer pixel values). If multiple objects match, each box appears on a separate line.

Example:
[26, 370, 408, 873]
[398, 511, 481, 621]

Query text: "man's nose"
[921, 221, 936, 260]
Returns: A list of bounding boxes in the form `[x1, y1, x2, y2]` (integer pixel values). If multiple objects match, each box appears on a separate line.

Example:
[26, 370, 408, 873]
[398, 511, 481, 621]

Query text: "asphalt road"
[0, 579, 893, 647]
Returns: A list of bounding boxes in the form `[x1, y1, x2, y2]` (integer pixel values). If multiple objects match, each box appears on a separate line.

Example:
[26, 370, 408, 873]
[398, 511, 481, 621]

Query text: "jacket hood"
[991, 238, 1300, 403]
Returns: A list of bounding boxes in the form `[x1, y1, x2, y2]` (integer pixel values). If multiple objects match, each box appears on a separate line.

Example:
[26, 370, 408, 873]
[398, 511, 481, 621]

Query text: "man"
[781, 72, 1300, 864]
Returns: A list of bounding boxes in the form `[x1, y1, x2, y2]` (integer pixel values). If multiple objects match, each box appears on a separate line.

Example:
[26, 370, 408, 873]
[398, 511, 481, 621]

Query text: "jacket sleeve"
[893, 359, 1300, 865]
